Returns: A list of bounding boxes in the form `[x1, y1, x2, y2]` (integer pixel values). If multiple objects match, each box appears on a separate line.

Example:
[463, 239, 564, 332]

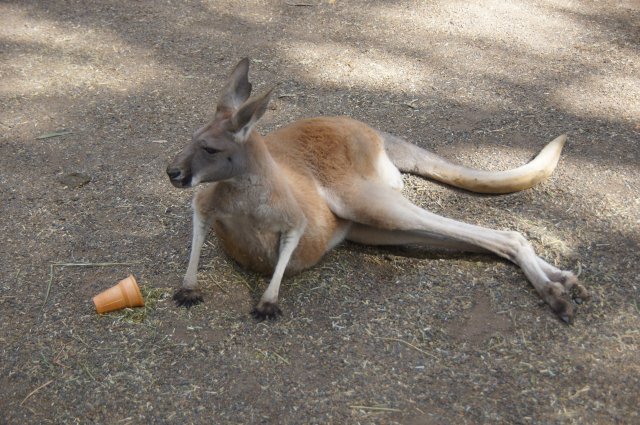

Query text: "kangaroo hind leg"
[336, 180, 587, 322]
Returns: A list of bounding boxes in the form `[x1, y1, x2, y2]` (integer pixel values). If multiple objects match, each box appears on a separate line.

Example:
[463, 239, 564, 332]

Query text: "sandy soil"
[1, 0, 638, 423]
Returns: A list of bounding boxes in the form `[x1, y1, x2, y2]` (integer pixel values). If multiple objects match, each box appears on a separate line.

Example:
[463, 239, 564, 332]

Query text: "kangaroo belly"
[214, 219, 280, 275]
[213, 208, 348, 276]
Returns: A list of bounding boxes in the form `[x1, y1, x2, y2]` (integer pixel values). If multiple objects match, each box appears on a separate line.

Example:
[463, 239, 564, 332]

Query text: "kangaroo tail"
[380, 132, 567, 194]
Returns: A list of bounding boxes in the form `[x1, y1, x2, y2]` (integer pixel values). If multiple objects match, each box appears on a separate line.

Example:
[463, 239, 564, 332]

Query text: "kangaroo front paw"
[251, 301, 282, 321]
[173, 288, 204, 308]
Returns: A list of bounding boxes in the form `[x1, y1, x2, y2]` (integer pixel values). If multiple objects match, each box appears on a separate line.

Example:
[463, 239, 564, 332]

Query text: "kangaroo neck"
[227, 132, 282, 190]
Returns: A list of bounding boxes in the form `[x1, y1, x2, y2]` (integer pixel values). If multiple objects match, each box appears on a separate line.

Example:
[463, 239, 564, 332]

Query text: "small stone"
[59, 172, 92, 188]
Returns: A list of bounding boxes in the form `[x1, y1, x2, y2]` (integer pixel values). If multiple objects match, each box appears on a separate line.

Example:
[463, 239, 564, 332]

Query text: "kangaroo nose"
[166, 167, 182, 180]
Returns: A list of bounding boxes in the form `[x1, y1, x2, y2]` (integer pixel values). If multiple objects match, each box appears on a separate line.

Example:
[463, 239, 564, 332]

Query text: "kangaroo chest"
[210, 179, 286, 275]
[208, 177, 345, 276]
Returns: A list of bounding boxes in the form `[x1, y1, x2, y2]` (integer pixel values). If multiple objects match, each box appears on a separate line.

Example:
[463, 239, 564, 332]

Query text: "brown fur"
[265, 117, 383, 186]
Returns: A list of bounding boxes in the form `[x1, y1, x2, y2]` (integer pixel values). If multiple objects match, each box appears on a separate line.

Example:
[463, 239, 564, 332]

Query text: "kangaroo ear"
[230, 89, 273, 143]
[216, 58, 252, 116]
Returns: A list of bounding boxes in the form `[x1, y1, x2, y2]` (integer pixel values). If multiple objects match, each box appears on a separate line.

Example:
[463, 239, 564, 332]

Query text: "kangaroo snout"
[166, 165, 191, 188]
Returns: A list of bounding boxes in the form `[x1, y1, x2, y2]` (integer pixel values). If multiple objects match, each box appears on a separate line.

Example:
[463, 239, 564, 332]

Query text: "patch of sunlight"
[283, 42, 429, 91]
[0, 7, 166, 97]
[370, 0, 575, 54]
[554, 74, 640, 122]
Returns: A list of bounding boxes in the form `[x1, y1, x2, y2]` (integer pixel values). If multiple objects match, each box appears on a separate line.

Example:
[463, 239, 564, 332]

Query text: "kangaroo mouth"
[169, 177, 192, 188]
[166, 167, 192, 188]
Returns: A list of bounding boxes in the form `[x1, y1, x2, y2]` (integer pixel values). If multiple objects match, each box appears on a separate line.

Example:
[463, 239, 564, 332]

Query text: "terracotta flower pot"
[93, 275, 144, 314]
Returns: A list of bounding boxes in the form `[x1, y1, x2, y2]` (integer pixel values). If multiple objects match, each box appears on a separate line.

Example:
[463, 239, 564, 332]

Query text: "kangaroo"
[166, 58, 589, 322]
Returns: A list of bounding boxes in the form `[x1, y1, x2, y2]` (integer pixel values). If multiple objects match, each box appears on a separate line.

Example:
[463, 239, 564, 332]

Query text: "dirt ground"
[1, 0, 639, 423]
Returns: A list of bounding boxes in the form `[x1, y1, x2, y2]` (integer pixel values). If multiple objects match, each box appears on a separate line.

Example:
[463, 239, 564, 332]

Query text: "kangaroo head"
[167, 58, 272, 188]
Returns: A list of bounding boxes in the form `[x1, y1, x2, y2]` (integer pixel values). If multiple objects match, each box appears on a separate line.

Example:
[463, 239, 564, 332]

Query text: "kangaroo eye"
[203, 146, 220, 155]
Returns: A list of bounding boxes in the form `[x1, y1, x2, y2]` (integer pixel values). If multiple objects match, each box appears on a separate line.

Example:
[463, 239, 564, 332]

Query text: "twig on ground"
[51, 262, 140, 267]
[350, 405, 402, 412]
[376, 336, 437, 359]
[213, 280, 228, 294]
[285, 1, 315, 5]
[36, 130, 73, 140]
[82, 363, 96, 381]
[20, 380, 54, 405]
[271, 351, 290, 365]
